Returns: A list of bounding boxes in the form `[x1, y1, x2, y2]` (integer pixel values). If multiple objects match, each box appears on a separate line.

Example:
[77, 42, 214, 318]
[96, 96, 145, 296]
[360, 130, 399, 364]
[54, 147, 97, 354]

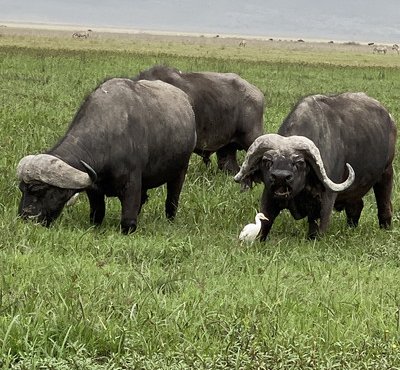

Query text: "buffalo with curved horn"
[17, 78, 196, 233]
[235, 92, 396, 239]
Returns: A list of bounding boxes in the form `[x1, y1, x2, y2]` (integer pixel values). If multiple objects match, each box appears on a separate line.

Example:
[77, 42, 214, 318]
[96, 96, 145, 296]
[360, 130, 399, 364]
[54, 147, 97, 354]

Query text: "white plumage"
[66, 193, 79, 207]
[239, 212, 269, 243]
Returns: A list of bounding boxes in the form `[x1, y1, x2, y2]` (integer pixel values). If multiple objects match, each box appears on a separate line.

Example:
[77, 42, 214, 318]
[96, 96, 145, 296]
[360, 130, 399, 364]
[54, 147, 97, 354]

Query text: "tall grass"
[0, 33, 400, 369]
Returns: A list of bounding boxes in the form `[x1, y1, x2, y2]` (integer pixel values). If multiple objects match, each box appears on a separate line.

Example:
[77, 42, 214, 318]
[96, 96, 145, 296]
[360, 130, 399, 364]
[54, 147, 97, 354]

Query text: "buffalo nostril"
[21, 205, 41, 217]
[271, 171, 293, 184]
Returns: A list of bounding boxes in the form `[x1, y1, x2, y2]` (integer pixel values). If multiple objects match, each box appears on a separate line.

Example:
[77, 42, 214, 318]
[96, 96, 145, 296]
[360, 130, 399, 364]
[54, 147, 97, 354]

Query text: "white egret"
[239, 212, 269, 243]
[66, 193, 79, 207]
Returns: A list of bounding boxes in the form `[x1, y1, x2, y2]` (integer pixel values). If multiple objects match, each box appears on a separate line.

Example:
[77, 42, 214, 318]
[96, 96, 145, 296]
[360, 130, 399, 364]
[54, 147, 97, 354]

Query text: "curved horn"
[16, 154, 92, 189]
[234, 134, 355, 192]
[288, 135, 355, 192]
[80, 160, 97, 183]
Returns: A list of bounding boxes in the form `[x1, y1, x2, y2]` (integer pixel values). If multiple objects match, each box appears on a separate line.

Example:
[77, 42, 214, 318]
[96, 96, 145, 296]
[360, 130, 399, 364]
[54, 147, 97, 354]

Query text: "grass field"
[1, 29, 400, 369]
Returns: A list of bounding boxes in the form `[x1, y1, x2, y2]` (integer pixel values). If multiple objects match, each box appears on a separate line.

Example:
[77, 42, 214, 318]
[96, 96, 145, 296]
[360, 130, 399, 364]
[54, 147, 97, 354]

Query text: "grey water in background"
[1, 0, 399, 43]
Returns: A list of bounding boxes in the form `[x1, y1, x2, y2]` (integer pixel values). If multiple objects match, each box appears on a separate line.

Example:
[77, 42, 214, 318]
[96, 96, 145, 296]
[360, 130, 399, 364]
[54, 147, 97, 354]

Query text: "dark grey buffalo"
[234, 92, 396, 239]
[17, 78, 196, 233]
[133, 65, 265, 173]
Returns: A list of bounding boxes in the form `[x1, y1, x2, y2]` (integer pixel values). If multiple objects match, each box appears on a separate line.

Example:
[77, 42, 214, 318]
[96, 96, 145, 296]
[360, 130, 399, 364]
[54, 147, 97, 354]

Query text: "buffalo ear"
[239, 170, 262, 192]
[239, 162, 263, 191]
[251, 169, 263, 184]
[80, 161, 97, 183]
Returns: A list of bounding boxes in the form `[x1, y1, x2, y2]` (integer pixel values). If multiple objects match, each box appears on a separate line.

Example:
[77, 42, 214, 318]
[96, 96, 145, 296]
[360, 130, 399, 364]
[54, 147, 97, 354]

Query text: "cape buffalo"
[17, 78, 197, 233]
[133, 65, 265, 174]
[234, 92, 396, 240]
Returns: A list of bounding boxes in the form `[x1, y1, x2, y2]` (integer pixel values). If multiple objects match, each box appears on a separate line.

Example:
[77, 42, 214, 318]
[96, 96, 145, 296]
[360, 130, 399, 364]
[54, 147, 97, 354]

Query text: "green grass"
[1, 32, 400, 369]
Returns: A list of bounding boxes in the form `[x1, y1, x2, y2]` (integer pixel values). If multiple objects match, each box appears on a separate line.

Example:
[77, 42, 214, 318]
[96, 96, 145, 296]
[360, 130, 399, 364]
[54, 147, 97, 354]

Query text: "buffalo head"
[17, 154, 96, 226]
[234, 134, 355, 198]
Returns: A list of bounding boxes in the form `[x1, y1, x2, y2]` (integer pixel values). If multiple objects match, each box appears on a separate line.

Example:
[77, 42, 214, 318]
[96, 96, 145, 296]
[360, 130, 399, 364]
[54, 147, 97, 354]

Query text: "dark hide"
[18, 79, 196, 233]
[256, 92, 396, 239]
[133, 65, 265, 173]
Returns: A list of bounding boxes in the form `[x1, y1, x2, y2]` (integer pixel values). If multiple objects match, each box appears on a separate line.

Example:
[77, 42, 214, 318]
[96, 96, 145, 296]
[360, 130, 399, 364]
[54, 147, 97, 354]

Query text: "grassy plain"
[1, 28, 400, 369]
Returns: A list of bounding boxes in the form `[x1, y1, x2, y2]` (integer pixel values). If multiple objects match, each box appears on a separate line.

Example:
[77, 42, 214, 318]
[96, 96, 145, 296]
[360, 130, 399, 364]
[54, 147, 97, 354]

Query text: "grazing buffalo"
[234, 92, 396, 240]
[17, 79, 196, 233]
[133, 65, 265, 173]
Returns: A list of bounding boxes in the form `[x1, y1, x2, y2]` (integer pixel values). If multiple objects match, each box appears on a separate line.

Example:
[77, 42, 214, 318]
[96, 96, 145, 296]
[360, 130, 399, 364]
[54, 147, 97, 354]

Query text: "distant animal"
[133, 65, 265, 174]
[234, 92, 396, 240]
[373, 46, 387, 54]
[239, 40, 247, 47]
[239, 212, 269, 243]
[72, 30, 92, 39]
[392, 44, 399, 54]
[17, 79, 196, 234]
[368, 42, 375, 46]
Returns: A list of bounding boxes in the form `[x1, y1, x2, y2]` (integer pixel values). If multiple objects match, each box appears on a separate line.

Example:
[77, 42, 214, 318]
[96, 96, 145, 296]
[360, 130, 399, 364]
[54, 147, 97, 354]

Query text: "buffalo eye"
[262, 157, 273, 169]
[294, 158, 306, 169]
[27, 183, 47, 195]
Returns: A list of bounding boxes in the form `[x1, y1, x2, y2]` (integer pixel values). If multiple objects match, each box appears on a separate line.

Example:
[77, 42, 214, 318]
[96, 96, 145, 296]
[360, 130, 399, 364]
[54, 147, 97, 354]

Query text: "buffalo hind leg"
[201, 151, 212, 167]
[138, 191, 148, 215]
[86, 189, 105, 226]
[118, 177, 142, 234]
[216, 143, 240, 174]
[345, 199, 364, 227]
[373, 165, 394, 228]
[165, 166, 188, 220]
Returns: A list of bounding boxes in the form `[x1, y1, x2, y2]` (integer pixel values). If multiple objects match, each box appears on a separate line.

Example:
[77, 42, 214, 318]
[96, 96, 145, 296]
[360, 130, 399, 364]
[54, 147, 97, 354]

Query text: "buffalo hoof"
[379, 219, 392, 229]
[121, 222, 137, 234]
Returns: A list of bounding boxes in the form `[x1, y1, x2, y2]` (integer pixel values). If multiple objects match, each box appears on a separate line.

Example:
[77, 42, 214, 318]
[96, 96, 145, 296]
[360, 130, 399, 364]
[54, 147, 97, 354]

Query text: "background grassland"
[1, 30, 400, 369]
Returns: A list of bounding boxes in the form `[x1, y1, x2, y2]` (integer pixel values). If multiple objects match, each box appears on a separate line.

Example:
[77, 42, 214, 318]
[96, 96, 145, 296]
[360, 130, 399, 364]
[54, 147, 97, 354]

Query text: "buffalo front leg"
[373, 165, 394, 228]
[165, 166, 189, 220]
[216, 143, 240, 174]
[309, 192, 336, 239]
[118, 178, 142, 234]
[86, 189, 105, 226]
[259, 189, 280, 241]
[194, 149, 213, 167]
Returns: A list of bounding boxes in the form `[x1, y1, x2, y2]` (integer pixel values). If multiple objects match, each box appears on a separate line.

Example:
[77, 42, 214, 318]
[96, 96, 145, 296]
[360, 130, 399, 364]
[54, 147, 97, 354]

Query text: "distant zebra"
[392, 44, 399, 54]
[239, 39, 247, 47]
[72, 30, 92, 39]
[373, 46, 387, 54]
